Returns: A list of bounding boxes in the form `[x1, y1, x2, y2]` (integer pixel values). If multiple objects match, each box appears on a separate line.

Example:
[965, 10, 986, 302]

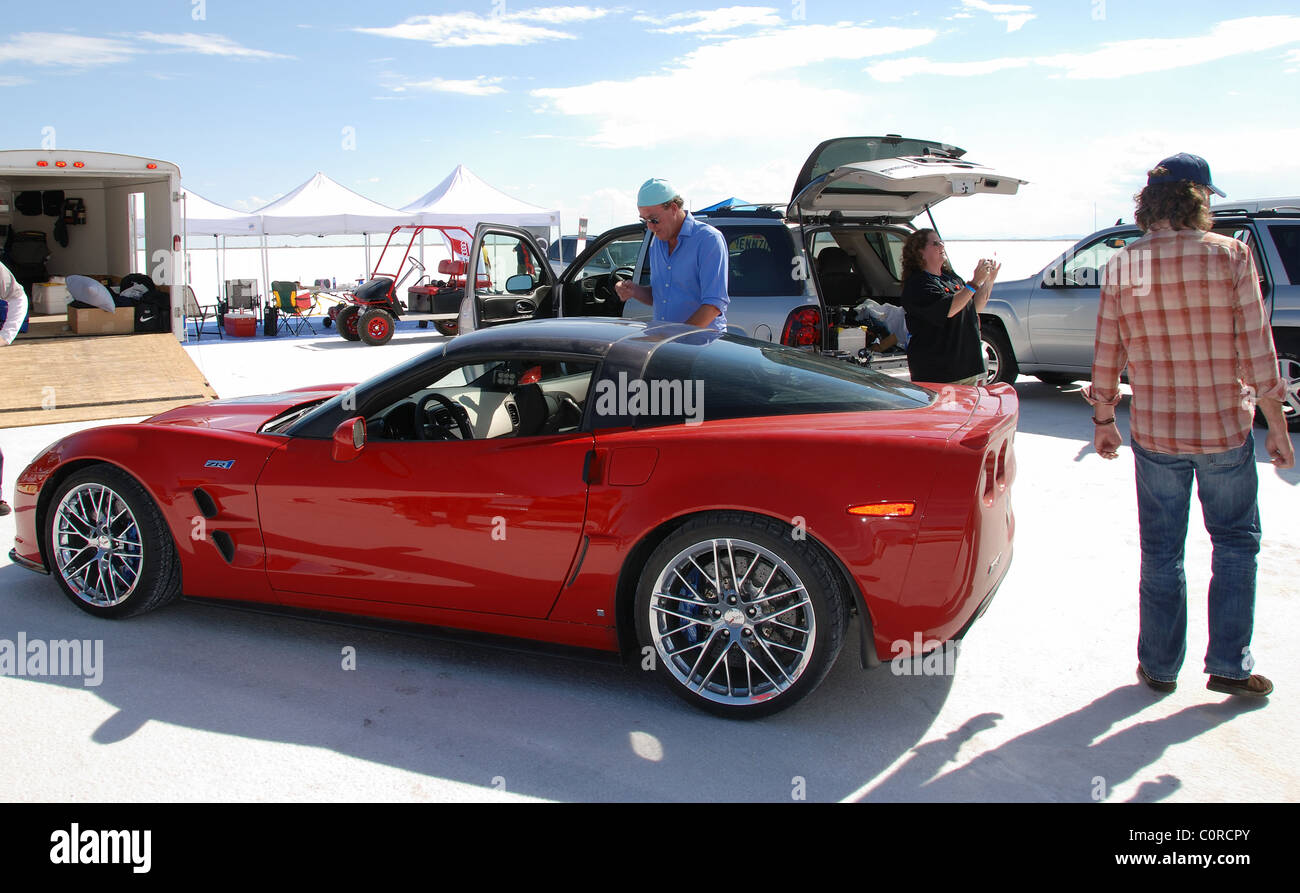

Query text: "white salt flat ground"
[1, 325, 1296, 802]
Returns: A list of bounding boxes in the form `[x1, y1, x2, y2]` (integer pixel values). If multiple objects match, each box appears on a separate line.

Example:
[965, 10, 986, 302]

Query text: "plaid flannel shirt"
[1084, 225, 1284, 454]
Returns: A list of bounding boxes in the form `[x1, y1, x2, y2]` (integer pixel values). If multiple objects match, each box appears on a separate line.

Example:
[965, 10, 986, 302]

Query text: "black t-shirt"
[901, 269, 984, 383]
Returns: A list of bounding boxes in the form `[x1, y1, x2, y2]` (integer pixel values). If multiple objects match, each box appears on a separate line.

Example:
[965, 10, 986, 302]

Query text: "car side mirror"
[332, 417, 366, 462]
[505, 274, 535, 294]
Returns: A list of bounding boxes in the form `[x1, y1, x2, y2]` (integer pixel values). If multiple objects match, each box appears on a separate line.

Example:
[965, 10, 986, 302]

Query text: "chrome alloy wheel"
[982, 338, 1000, 383]
[649, 537, 816, 706]
[1281, 354, 1300, 425]
[52, 482, 144, 607]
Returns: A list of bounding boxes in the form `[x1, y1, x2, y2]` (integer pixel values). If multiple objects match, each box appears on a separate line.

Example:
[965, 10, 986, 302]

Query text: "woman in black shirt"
[900, 229, 1001, 385]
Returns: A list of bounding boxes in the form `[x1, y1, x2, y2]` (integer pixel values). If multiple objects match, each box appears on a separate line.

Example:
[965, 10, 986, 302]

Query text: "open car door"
[460, 223, 556, 333]
[556, 223, 647, 320]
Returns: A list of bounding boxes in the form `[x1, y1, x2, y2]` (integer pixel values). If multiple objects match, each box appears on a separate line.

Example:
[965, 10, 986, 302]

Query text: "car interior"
[366, 359, 595, 442]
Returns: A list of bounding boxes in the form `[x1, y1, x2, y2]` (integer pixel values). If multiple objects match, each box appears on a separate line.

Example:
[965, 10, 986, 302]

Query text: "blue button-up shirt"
[649, 212, 729, 332]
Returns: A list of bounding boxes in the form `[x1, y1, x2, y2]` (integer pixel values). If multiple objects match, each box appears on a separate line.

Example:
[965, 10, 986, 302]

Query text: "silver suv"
[980, 200, 1300, 429]
[458, 135, 1025, 374]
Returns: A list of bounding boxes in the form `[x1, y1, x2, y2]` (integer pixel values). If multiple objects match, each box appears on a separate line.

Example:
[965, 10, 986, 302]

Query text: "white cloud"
[511, 6, 610, 25]
[0, 32, 139, 67]
[960, 0, 1035, 33]
[636, 6, 784, 35]
[134, 33, 291, 59]
[867, 55, 1030, 82]
[357, 7, 608, 48]
[0, 75, 32, 86]
[1035, 14, 1300, 79]
[869, 15, 1300, 82]
[533, 23, 936, 148]
[397, 76, 506, 96]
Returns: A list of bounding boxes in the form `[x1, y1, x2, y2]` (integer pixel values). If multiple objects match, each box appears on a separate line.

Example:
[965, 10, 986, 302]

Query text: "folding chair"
[182, 285, 222, 340]
[224, 279, 260, 314]
[271, 280, 318, 336]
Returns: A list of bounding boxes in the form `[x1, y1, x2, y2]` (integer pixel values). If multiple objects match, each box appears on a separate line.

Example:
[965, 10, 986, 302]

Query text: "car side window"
[1050, 233, 1142, 288]
[367, 358, 596, 441]
[478, 234, 545, 294]
[717, 227, 796, 297]
[1266, 225, 1300, 284]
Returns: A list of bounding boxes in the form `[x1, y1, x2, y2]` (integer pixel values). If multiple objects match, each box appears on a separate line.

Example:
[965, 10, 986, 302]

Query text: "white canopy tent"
[181, 191, 261, 302]
[255, 172, 414, 236]
[402, 164, 561, 236]
[251, 172, 415, 293]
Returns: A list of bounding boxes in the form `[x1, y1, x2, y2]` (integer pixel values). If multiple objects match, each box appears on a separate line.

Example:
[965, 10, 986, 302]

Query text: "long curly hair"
[901, 228, 953, 281]
[1134, 168, 1212, 232]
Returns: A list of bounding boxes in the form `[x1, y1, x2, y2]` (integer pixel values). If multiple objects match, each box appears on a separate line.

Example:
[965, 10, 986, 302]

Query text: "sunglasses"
[639, 215, 663, 226]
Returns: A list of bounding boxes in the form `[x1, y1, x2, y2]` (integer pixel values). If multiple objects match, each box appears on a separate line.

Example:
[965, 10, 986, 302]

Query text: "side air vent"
[210, 531, 235, 563]
[506, 402, 520, 427]
[193, 488, 218, 519]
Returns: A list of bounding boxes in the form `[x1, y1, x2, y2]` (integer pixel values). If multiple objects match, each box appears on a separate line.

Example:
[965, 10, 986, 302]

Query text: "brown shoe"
[1137, 664, 1176, 694]
[1207, 674, 1272, 698]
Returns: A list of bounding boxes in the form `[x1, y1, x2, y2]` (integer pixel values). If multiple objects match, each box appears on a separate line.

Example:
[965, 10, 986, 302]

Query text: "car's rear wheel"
[359, 308, 394, 346]
[46, 466, 181, 619]
[980, 322, 1018, 385]
[635, 512, 847, 718]
[336, 305, 361, 341]
[434, 320, 458, 337]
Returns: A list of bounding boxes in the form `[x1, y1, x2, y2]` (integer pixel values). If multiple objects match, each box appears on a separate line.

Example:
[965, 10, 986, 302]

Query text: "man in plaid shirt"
[1085, 153, 1294, 699]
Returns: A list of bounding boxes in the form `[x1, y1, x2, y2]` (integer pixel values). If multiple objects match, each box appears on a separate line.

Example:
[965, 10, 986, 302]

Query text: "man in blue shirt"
[615, 178, 729, 332]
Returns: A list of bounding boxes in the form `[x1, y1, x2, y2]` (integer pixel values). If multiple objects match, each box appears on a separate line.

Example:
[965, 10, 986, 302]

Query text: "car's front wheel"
[980, 322, 1019, 385]
[635, 512, 847, 718]
[46, 466, 181, 619]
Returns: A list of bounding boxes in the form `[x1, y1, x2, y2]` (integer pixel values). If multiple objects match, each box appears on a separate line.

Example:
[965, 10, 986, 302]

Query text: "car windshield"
[640, 333, 932, 425]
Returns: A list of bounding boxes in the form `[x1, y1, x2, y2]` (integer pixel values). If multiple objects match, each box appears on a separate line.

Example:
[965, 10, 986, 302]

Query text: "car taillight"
[781, 307, 821, 347]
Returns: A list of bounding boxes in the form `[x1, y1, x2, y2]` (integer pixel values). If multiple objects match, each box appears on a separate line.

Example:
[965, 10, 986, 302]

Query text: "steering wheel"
[415, 392, 473, 441]
[595, 266, 637, 304]
[557, 394, 584, 430]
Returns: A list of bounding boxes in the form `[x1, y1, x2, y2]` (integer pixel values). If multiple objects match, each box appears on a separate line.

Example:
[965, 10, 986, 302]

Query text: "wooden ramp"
[0, 332, 218, 428]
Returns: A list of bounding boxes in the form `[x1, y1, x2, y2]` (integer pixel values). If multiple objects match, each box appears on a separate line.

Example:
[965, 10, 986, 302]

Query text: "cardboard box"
[68, 305, 135, 335]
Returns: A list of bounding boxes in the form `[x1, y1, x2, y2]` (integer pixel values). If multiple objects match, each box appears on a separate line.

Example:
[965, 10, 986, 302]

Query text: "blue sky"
[3, 0, 1299, 238]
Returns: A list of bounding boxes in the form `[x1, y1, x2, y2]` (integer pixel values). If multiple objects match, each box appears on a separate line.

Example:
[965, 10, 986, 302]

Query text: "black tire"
[433, 320, 458, 337]
[1034, 372, 1079, 385]
[634, 511, 848, 718]
[417, 320, 429, 329]
[336, 305, 361, 342]
[45, 465, 181, 619]
[322, 316, 333, 329]
[359, 308, 395, 346]
[980, 321, 1019, 385]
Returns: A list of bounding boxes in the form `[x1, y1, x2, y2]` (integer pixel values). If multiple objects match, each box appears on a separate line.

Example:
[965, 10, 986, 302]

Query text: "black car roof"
[444, 318, 686, 360]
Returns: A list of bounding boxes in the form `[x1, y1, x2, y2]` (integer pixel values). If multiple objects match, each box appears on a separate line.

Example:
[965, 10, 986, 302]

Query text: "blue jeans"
[1132, 434, 1261, 682]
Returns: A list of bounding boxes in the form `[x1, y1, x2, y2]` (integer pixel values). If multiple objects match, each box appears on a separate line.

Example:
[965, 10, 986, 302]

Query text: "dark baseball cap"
[1147, 153, 1225, 197]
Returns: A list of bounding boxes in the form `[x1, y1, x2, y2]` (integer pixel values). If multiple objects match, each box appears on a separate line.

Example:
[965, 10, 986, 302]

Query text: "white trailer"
[0, 149, 186, 339]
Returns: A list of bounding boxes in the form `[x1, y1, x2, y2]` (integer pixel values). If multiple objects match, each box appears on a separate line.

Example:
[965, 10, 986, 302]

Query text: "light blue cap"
[637, 178, 677, 206]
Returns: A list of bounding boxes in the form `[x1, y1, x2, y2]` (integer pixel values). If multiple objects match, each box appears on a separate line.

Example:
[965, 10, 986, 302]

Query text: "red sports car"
[10, 319, 1017, 717]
